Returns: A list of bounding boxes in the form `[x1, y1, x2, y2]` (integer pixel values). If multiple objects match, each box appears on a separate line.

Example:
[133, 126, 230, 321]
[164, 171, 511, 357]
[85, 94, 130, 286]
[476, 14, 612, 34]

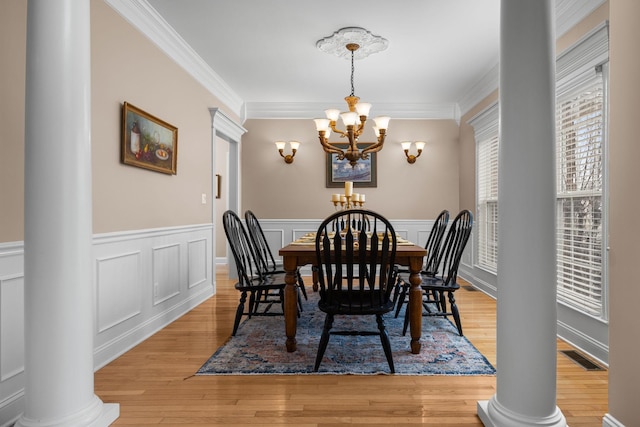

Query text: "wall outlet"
[201, 193, 207, 204]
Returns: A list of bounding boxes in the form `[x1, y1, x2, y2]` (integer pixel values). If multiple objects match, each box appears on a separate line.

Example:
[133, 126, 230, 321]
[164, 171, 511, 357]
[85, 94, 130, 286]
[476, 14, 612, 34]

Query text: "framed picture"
[121, 102, 178, 175]
[326, 143, 377, 188]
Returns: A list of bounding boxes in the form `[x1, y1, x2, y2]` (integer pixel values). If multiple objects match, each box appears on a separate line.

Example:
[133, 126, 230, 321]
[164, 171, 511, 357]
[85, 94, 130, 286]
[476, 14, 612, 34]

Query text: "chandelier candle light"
[314, 27, 390, 167]
[331, 181, 365, 210]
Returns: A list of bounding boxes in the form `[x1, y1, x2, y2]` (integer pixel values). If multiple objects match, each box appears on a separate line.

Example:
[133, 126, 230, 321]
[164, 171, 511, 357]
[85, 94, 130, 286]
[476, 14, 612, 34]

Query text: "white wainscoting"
[0, 224, 213, 426]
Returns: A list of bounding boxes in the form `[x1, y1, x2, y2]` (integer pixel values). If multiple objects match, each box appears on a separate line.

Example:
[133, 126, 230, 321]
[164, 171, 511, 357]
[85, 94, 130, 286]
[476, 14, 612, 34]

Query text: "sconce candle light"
[275, 141, 300, 164]
[402, 141, 425, 164]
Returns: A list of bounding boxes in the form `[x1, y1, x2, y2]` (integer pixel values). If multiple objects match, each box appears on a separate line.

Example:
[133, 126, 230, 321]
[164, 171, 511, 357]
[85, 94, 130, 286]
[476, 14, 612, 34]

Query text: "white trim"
[458, 63, 500, 116]
[468, 102, 499, 142]
[556, 0, 606, 37]
[210, 108, 247, 142]
[557, 320, 609, 368]
[245, 102, 461, 122]
[557, 21, 609, 93]
[103, 0, 244, 117]
[94, 223, 213, 244]
[602, 413, 626, 427]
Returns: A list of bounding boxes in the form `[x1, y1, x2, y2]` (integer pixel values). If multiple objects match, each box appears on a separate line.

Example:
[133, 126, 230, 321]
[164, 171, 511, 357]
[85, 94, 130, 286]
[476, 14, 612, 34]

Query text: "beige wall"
[241, 118, 460, 220]
[91, 0, 234, 233]
[0, 1, 27, 242]
[0, 0, 235, 243]
[608, 0, 640, 424]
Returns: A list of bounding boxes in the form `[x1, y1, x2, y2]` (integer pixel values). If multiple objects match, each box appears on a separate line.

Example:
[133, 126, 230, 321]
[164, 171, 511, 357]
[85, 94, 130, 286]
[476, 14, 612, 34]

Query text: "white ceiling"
[114, 0, 605, 120]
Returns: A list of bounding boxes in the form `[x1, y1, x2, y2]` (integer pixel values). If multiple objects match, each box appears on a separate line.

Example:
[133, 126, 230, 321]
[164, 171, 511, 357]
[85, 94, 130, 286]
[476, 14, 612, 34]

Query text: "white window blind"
[471, 103, 499, 272]
[555, 68, 606, 317]
[477, 135, 499, 271]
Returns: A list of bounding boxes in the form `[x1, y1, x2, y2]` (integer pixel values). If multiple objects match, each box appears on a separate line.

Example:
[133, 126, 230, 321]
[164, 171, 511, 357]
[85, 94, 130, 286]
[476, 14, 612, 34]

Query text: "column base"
[478, 396, 566, 427]
[15, 396, 119, 427]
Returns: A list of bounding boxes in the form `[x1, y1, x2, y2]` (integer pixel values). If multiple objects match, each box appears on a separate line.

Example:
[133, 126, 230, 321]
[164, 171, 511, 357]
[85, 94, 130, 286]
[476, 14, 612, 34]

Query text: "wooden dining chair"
[313, 209, 398, 373]
[223, 210, 292, 336]
[244, 210, 307, 301]
[393, 209, 450, 317]
[398, 209, 473, 336]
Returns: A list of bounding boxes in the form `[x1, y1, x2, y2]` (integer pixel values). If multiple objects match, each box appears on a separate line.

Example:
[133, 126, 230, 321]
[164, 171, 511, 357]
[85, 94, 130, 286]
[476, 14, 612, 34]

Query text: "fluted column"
[477, 1, 566, 426]
[18, 1, 118, 425]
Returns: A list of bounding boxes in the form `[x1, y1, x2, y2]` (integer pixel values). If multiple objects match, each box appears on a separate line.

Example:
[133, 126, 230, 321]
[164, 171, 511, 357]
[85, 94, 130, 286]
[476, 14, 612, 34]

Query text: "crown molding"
[245, 102, 461, 122]
[104, 0, 244, 117]
[556, 0, 606, 37]
[105, 0, 605, 123]
[459, 0, 607, 116]
[458, 62, 500, 117]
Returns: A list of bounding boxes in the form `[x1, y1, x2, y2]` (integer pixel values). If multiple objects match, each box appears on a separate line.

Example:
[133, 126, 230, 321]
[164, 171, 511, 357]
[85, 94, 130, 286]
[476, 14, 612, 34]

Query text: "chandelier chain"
[350, 49, 355, 97]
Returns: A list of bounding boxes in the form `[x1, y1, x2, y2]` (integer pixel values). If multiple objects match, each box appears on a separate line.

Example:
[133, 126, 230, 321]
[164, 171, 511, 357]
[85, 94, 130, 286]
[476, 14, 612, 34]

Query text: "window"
[477, 134, 499, 271]
[556, 68, 606, 317]
[471, 103, 499, 273]
[555, 23, 608, 319]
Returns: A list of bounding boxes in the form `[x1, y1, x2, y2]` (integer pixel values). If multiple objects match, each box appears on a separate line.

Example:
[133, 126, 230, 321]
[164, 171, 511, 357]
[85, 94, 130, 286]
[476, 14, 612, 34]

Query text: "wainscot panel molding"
[0, 224, 214, 425]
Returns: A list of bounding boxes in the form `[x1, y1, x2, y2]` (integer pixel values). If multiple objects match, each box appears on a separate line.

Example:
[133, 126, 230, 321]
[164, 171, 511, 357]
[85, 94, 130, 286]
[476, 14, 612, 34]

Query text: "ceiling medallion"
[316, 27, 388, 60]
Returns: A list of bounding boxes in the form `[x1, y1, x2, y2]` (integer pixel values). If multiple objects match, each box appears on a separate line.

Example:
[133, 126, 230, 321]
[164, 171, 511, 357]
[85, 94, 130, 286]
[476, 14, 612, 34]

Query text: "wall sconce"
[401, 141, 425, 164]
[275, 141, 300, 164]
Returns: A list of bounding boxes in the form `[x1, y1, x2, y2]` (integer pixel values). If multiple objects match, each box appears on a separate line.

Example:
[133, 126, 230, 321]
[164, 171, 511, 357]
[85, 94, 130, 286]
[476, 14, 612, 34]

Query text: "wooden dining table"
[279, 239, 427, 354]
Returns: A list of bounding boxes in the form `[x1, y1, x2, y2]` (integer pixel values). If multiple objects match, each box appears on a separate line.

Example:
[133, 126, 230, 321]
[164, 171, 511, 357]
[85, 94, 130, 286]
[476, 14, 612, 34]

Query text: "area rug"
[197, 293, 495, 376]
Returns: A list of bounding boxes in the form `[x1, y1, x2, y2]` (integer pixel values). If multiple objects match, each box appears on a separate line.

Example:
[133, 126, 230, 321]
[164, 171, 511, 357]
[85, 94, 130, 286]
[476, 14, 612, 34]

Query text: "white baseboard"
[603, 413, 625, 427]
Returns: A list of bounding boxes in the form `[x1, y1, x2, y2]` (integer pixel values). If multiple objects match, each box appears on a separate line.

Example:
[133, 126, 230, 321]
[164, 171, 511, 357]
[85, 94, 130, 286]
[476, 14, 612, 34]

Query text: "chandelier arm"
[329, 122, 349, 139]
[361, 133, 387, 156]
[318, 135, 346, 157]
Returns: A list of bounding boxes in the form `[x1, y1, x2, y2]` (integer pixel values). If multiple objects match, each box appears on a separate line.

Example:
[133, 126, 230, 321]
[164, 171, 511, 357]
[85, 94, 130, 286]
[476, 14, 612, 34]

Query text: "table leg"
[283, 256, 298, 352]
[408, 256, 423, 354]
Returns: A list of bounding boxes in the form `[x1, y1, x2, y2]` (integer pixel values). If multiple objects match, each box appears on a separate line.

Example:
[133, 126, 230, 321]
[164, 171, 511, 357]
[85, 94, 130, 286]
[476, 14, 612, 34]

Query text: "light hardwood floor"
[95, 268, 608, 426]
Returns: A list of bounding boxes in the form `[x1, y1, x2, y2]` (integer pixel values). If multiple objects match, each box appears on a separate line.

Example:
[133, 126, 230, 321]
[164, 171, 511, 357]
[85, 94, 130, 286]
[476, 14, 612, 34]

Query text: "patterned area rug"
[197, 292, 495, 375]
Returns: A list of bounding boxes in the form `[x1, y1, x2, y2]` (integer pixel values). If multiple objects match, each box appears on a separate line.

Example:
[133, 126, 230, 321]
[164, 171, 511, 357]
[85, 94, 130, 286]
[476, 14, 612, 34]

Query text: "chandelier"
[314, 28, 390, 167]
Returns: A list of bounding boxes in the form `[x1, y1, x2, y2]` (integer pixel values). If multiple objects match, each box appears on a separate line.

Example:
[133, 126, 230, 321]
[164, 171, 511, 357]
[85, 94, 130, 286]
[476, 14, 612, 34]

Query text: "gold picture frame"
[121, 102, 178, 175]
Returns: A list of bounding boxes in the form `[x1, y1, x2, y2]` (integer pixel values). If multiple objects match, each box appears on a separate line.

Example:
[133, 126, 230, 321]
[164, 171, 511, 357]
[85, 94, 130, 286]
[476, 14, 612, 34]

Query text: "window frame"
[470, 103, 499, 274]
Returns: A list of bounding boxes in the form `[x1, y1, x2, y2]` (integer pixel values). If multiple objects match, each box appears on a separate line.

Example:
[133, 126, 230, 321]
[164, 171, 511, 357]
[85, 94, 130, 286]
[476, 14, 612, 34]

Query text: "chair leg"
[448, 291, 463, 336]
[402, 301, 410, 336]
[252, 289, 265, 314]
[297, 269, 308, 300]
[438, 291, 447, 313]
[314, 313, 334, 372]
[232, 291, 247, 336]
[394, 281, 408, 318]
[376, 314, 395, 373]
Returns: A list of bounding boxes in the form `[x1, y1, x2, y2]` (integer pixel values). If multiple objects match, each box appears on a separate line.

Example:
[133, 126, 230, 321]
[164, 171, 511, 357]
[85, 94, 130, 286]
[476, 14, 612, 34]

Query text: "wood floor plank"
[94, 269, 608, 426]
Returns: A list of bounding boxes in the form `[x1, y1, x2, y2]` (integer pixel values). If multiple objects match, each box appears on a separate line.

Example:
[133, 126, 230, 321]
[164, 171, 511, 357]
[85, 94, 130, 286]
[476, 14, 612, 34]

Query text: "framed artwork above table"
[325, 143, 377, 188]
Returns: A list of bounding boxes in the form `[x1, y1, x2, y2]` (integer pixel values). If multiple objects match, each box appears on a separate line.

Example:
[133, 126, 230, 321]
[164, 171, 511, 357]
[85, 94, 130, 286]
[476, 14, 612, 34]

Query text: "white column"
[477, 1, 566, 426]
[18, 1, 118, 426]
